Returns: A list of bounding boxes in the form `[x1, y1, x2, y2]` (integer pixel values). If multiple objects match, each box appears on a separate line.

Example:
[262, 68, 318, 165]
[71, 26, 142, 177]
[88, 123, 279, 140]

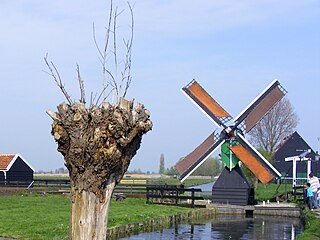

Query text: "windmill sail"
[233, 80, 286, 133]
[175, 132, 224, 182]
[229, 133, 281, 184]
[182, 80, 232, 128]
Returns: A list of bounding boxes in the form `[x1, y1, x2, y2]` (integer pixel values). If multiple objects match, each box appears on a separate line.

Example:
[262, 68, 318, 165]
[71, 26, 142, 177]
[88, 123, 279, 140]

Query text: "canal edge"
[107, 208, 217, 239]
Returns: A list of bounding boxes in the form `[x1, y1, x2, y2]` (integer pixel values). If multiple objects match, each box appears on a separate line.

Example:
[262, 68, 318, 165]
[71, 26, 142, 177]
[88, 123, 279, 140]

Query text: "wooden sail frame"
[175, 132, 224, 182]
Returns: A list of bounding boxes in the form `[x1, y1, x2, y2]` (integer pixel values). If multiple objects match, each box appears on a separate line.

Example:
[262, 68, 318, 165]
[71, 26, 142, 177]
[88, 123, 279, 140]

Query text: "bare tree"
[45, 1, 152, 239]
[249, 97, 299, 153]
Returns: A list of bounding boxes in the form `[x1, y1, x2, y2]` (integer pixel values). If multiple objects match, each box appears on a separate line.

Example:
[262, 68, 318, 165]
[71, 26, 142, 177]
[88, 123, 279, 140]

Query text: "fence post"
[146, 186, 149, 204]
[191, 189, 195, 207]
[175, 186, 179, 205]
[160, 188, 163, 203]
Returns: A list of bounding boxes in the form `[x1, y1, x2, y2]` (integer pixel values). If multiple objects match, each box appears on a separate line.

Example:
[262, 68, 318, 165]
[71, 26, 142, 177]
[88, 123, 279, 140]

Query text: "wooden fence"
[0, 179, 159, 196]
[1, 180, 205, 207]
[146, 185, 204, 207]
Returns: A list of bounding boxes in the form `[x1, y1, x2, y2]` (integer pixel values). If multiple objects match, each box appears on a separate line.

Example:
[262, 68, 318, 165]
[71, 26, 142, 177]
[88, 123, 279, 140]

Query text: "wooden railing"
[34, 179, 70, 189]
[146, 185, 203, 207]
[1, 180, 205, 206]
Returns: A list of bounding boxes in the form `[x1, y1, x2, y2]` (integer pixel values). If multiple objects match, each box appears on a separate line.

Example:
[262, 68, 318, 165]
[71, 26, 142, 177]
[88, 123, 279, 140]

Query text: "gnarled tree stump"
[48, 97, 152, 239]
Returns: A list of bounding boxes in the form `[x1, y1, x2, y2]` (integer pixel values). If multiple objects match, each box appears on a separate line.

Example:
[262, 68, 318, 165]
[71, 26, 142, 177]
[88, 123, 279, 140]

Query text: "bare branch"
[95, 85, 108, 106]
[249, 98, 299, 152]
[76, 64, 86, 104]
[44, 54, 73, 105]
[93, 23, 104, 61]
[102, 0, 113, 97]
[121, 2, 134, 98]
[98, 88, 114, 107]
[112, 6, 119, 100]
[90, 92, 94, 107]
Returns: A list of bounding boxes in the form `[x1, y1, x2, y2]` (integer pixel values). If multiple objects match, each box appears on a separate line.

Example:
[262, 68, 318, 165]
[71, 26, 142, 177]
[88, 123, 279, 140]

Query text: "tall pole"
[292, 159, 297, 189]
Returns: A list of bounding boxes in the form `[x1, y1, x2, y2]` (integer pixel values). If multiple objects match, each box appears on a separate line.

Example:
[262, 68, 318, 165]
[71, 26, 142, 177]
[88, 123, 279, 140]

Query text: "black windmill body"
[175, 80, 286, 205]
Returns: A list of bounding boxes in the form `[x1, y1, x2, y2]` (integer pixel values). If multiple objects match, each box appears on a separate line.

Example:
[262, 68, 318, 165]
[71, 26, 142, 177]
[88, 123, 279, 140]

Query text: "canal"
[119, 214, 302, 240]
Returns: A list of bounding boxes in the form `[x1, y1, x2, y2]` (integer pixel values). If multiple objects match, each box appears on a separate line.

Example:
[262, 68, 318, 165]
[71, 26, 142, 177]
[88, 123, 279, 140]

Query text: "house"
[0, 153, 34, 187]
[273, 131, 319, 179]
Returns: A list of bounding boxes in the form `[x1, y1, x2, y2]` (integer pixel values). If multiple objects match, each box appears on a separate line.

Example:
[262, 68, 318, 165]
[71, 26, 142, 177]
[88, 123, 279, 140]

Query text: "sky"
[0, 0, 319, 173]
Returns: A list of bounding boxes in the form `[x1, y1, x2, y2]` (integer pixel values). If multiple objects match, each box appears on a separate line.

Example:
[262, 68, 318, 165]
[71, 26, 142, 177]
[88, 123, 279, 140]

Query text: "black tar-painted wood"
[212, 165, 254, 206]
[273, 131, 319, 178]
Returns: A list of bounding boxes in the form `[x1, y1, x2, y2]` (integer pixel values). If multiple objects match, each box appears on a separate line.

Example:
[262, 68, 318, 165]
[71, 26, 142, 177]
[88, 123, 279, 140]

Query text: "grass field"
[255, 182, 289, 201]
[0, 181, 313, 240]
[0, 194, 190, 240]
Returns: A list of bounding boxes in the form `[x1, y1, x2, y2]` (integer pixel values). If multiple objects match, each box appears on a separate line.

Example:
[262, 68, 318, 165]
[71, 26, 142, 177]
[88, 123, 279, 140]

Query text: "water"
[119, 215, 302, 240]
[189, 182, 215, 193]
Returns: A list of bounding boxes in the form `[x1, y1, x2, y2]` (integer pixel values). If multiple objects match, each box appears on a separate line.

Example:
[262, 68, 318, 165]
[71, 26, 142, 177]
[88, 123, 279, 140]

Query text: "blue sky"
[0, 1, 319, 173]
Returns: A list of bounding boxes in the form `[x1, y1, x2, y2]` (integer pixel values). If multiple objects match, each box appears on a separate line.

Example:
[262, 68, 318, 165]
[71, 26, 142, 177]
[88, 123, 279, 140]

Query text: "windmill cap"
[309, 173, 314, 177]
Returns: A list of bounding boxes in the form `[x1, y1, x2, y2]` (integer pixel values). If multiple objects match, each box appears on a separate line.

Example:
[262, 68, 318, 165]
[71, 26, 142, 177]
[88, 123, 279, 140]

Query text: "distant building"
[273, 131, 319, 179]
[0, 153, 34, 187]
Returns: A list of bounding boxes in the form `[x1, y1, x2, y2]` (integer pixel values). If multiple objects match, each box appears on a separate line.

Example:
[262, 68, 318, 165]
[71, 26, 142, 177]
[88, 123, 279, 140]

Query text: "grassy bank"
[297, 210, 320, 240]
[255, 183, 288, 201]
[0, 194, 190, 240]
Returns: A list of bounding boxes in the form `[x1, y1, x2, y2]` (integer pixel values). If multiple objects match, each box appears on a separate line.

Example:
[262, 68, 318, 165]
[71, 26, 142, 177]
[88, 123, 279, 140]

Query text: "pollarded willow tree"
[45, 1, 152, 239]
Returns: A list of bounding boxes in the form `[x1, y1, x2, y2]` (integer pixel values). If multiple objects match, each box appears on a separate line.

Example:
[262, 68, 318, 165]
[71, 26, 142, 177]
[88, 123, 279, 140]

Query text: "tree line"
[159, 153, 223, 177]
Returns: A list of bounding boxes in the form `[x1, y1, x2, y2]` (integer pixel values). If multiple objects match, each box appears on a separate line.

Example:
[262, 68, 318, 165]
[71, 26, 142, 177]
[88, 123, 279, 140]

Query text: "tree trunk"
[70, 182, 115, 240]
[47, 97, 152, 239]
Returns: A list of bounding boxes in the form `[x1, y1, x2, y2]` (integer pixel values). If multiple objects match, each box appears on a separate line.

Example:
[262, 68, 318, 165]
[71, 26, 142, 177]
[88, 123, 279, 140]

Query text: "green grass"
[0, 194, 190, 240]
[297, 210, 320, 240]
[0, 194, 69, 240]
[255, 183, 289, 201]
[108, 198, 189, 227]
[1, 182, 313, 240]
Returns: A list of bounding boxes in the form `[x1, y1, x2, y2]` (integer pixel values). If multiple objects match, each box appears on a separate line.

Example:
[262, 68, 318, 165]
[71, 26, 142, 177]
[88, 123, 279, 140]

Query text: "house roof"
[0, 153, 35, 171]
[0, 154, 15, 170]
[273, 132, 296, 153]
[273, 131, 316, 161]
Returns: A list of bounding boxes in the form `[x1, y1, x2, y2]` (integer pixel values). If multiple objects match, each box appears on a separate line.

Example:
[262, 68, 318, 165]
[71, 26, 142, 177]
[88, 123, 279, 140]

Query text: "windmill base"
[212, 165, 254, 206]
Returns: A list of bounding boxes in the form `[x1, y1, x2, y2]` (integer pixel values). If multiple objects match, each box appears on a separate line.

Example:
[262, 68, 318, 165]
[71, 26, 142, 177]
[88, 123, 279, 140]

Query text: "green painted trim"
[221, 140, 240, 169]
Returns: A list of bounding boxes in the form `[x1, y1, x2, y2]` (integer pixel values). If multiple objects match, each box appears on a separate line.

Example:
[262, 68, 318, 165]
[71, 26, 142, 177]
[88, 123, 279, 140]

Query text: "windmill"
[175, 79, 287, 205]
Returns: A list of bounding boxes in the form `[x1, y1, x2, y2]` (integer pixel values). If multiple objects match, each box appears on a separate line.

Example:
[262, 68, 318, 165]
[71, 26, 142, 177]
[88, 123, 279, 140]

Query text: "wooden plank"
[245, 86, 285, 132]
[186, 81, 231, 118]
[229, 144, 274, 184]
[175, 133, 223, 181]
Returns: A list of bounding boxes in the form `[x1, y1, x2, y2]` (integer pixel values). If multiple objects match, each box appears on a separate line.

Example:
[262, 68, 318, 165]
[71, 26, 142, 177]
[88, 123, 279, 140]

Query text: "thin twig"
[98, 88, 114, 107]
[93, 23, 104, 61]
[76, 64, 86, 104]
[112, 7, 119, 101]
[90, 92, 94, 107]
[44, 54, 73, 105]
[104, 0, 113, 97]
[122, 2, 134, 98]
[95, 85, 108, 106]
